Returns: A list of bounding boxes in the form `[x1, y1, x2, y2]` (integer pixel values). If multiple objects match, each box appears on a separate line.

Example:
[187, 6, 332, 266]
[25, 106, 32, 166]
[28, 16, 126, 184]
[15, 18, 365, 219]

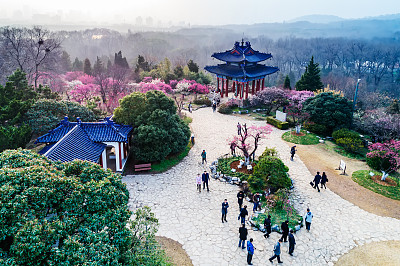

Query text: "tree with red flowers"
[228, 123, 272, 165]
[366, 140, 400, 181]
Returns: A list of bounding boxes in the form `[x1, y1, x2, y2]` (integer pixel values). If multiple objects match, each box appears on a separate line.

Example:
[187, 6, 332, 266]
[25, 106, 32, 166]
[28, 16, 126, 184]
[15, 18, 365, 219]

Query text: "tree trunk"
[381, 171, 389, 181]
[295, 125, 302, 134]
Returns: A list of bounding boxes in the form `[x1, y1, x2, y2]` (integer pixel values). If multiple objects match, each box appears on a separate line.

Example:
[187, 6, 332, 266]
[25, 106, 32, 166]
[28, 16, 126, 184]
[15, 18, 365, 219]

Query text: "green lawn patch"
[282, 130, 320, 145]
[150, 142, 192, 173]
[217, 156, 252, 181]
[252, 206, 303, 231]
[352, 170, 400, 201]
[322, 140, 367, 160]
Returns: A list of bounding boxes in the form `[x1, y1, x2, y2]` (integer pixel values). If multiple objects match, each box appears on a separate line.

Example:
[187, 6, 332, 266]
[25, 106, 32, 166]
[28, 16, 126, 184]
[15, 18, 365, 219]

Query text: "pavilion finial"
[241, 38, 244, 46]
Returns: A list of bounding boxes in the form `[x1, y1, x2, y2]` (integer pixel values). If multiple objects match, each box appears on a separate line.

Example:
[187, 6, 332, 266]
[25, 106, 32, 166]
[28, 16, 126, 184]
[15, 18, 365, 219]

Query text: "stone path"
[122, 107, 400, 265]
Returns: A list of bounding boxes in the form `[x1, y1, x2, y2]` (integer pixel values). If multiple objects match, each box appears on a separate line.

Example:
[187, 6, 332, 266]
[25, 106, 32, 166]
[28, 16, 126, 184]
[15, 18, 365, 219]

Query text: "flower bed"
[352, 170, 400, 200]
[217, 156, 252, 181]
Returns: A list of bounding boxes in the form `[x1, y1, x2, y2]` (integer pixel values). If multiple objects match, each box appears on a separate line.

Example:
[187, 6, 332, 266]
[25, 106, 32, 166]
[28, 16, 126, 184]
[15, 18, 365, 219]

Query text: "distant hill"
[289, 14, 345, 24]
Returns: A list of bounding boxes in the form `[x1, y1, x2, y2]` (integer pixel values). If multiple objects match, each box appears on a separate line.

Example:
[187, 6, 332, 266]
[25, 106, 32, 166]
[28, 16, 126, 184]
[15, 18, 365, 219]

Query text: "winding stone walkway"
[122, 108, 400, 265]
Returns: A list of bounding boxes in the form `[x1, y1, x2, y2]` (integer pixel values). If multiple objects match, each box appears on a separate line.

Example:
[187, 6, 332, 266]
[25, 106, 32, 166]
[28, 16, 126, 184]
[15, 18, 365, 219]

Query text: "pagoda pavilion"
[204, 40, 279, 99]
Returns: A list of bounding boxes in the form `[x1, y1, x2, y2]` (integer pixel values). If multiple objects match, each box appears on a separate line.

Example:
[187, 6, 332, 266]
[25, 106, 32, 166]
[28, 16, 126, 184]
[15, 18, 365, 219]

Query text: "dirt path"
[292, 142, 400, 219]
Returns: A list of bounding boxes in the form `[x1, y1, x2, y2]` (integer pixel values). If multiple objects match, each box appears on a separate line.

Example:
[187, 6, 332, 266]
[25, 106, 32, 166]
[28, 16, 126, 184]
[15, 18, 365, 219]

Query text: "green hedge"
[267, 116, 289, 130]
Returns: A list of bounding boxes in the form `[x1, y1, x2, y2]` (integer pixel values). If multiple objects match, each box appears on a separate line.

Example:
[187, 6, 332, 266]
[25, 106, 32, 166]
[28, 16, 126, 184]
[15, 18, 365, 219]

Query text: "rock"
[295, 225, 301, 231]
[231, 169, 236, 172]
[272, 225, 280, 232]
[319, 139, 324, 143]
[232, 177, 238, 181]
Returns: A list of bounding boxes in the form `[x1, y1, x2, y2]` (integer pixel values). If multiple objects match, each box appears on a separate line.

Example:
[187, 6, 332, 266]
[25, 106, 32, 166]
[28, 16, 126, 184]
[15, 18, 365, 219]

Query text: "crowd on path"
[123, 107, 400, 266]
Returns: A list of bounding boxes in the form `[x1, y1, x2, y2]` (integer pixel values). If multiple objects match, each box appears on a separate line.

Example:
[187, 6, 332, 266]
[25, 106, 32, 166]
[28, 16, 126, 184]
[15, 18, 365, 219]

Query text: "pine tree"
[114, 51, 129, 69]
[295, 56, 324, 91]
[283, 75, 291, 89]
[83, 58, 92, 76]
[93, 57, 104, 76]
[187, 59, 199, 73]
[72, 57, 83, 71]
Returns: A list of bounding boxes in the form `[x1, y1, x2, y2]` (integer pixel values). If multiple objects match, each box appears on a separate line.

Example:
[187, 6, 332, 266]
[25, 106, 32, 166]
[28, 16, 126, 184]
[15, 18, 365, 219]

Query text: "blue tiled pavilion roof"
[36, 117, 133, 144]
[45, 125, 106, 163]
[212, 41, 272, 63]
[204, 64, 279, 81]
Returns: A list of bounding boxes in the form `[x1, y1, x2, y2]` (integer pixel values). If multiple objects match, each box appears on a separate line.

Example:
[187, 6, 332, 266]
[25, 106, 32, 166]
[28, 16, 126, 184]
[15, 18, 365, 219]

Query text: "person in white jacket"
[305, 208, 313, 231]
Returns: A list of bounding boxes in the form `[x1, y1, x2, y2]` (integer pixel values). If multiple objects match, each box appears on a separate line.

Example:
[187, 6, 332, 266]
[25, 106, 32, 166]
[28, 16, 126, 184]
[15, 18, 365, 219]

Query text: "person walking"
[305, 208, 313, 232]
[191, 134, 195, 145]
[237, 190, 244, 209]
[269, 239, 283, 263]
[202, 171, 210, 192]
[237, 122, 242, 135]
[230, 142, 236, 156]
[196, 173, 202, 192]
[263, 215, 272, 238]
[321, 172, 328, 189]
[188, 102, 192, 113]
[239, 205, 248, 224]
[252, 192, 261, 212]
[288, 229, 296, 256]
[280, 220, 289, 242]
[212, 100, 217, 112]
[247, 238, 255, 265]
[238, 223, 248, 249]
[290, 145, 296, 161]
[313, 172, 322, 192]
[222, 199, 229, 223]
[201, 150, 207, 164]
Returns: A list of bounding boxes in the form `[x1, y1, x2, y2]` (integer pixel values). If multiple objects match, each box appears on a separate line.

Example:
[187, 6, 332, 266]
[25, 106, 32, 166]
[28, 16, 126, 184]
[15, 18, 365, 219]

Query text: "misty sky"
[1, 0, 399, 25]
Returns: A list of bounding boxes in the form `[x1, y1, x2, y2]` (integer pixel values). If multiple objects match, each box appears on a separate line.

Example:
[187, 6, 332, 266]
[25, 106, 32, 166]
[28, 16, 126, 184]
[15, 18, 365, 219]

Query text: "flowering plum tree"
[366, 140, 400, 181]
[250, 87, 288, 114]
[285, 90, 314, 133]
[228, 123, 272, 165]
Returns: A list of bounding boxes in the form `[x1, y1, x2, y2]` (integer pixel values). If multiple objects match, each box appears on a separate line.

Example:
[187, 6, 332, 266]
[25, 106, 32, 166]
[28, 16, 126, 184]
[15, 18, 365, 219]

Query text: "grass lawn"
[150, 142, 193, 173]
[352, 170, 400, 201]
[323, 140, 367, 160]
[282, 130, 320, 145]
[252, 206, 303, 231]
[217, 156, 252, 181]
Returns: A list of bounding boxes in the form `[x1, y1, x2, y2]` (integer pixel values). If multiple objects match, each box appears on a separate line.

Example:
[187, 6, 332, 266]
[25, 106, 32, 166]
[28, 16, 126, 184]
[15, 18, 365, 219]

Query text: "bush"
[266, 116, 289, 130]
[260, 147, 278, 158]
[0, 125, 32, 152]
[193, 96, 211, 106]
[303, 121, 327, 135]
[250, 156, 290, 192]
[336, 137, 363, 153]
[332, 128, 360, 140]
[218, 103, 233, 114]
[302, 92, 352, 134]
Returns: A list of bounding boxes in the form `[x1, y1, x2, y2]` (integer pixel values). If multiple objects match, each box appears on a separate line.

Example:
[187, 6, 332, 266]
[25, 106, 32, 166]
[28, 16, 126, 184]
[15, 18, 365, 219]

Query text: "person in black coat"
[280, 220, 289, 242]
[238, 223, 248, 249]
[221, 199, 229, 223]
[313, 172, 322, 192]
[239, 205, 248, 224]
[263, 215, 272, 238]
[237, 190, 244, 209]
[290, 145, 296, 161]
[202, 171, 210, 191]
[321, 172, 328, 189]
[288, 229, 296, 256]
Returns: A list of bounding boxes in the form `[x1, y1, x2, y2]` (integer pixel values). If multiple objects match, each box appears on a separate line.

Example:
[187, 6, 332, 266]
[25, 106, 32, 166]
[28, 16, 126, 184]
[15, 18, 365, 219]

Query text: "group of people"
[311, 171, 328, 192]
[196, 171, 210, 192]
[232, 190, 315, 265]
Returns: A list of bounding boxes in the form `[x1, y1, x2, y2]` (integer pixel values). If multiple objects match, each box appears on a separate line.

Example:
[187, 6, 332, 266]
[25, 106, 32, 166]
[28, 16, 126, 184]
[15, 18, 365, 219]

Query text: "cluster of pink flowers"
[173, 79, 209, 94]
[133, 78, 173, 94]
[367, 140, 400, 173]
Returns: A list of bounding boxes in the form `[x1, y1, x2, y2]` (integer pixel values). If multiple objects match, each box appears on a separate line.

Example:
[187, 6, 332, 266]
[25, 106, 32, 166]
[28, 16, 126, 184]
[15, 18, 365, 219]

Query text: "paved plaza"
[122, 107, 400, 265]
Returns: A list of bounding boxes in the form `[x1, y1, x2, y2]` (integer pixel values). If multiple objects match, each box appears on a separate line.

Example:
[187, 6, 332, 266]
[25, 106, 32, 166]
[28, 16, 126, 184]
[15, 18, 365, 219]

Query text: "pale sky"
[1, 0, 399, 25]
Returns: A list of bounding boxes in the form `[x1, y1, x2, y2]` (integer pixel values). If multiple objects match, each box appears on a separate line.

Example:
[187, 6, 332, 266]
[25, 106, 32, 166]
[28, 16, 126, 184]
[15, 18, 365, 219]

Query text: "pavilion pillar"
[256, 79, 260, 92]
[262, 78, 265, 91]
[220, 79, 224, 97]
[101, 149, 107, 170]
[240, 82, 244, 99]
[225, 80, 229, 97]
[245, 82, 249, 99]
[217, 78, 219, 92]
[252, 80, 255, 94]
[233, 81, 237, 97]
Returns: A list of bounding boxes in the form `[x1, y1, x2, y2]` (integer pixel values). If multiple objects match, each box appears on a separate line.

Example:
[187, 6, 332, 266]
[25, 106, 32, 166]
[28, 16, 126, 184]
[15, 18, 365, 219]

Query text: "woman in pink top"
[196, 173, 202, 192]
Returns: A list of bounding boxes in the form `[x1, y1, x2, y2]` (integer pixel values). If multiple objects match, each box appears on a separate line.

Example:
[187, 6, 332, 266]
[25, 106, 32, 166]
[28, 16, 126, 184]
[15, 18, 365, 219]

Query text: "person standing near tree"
[247, 238, 255, 265]
[313, 172, 322, 192]
[263, 215, 272, 238]
[238, 223, 248, 249]
[269, 239, 283, 263]
[288, 229, 296, 256]
[196, 173, 202, 192]
[221, 199, 229, 223]
[201, 150, 207, 164]
[202, 171, 210, 192]
[321, 172, 328, 189]
[305, 208, 313, 232]
[237, 122, 242, 135]
[237, 190, 244, 209]
[290, 145, 296, 161]
[188, 102, 192, 113]
[252, 192, 261, 212]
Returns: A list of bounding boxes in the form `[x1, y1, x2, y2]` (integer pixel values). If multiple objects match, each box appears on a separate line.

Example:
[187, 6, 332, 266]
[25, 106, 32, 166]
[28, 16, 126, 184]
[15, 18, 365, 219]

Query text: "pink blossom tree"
[228, 123, 273, 165]
[250, 87, 288, 114]
[285, 90, 314, 133]
[366, 140, 400, 181]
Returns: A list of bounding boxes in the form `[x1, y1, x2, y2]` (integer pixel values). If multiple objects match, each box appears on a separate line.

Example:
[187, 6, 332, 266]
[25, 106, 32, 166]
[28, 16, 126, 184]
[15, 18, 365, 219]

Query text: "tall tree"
[114, 51, 129, 69]
[295, 56, 324, 91]
[83, 58, 92, 76]
[283, 75, 291, 89]
[187, 59, 199, 73]
[72, 57, 83, 71]
[60, 51, 72, 72]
